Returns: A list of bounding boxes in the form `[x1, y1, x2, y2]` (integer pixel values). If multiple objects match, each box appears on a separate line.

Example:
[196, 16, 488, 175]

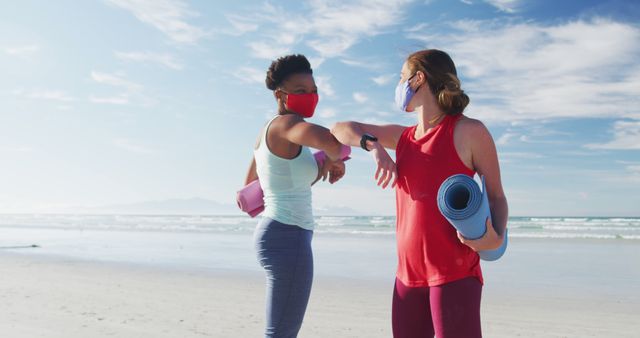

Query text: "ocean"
[1, 214, 638, 240]
[1, 213, 639, 302]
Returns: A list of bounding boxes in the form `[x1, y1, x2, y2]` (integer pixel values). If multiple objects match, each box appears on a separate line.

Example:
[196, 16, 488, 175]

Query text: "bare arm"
[279, 115, 344, 161]
[330, 121, 405, 150]
[330, 121, 407, 189]
[471, 122, 508, 236]
[244, 158, 258, 185]
[456, 119, 509, 251]
[243, 133, 261, 185]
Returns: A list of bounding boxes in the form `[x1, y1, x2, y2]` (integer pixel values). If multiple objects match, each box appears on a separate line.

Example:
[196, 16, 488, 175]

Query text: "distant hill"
[77, 197, 241, 215]
[44, 198, 383, 216]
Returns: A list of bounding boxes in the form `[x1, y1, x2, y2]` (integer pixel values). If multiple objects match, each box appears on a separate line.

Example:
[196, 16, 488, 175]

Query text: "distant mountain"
[78, 197, 241, 215]
[313, 205, 380, 216]
[51, 198, 383, 216]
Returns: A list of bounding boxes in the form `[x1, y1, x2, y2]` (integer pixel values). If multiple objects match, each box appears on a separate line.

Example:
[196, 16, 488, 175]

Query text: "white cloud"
[318, 108, 337, 118]
[224, 13, 259, 35]
[353, 92, 369, 103]
[247, 41, 291, 60]
[499, 152, 544, 159]
[235, 66, 265, 85]
[308, 57, 326, 69]
[496, 132, 518, 146]
[306, 0, 411, 57]
[585, 120, 640, 150]
[627, 164, 640, 174]
[4, 44, 39, 56]
[105, 0, 207, 44]
[113, 138, 156, 154]
[114, 51, 183, 70]
[372, 74, 396, 86]
[89, 71, 156, 106]
[407, 18, 640, 123]
[316, 76, 336, 98]
[89, 95, 130, 105]
[231, 0, 412, 60]
[625, 164, 640, 183]
[340, 58, 384, 70]
[484, 0, 521, 13]
[91, 71, 142, 91]
[13, 89, 75, 102]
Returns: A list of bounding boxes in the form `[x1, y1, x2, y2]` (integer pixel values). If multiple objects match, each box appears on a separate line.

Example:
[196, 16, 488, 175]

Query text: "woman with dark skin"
[244, 54, 346, 338]
[331, 49, 507, 338]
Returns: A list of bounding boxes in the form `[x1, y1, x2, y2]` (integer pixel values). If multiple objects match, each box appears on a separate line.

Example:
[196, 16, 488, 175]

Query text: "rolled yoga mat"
[437, 174, 508, 261]
[237, 145, 351, 218]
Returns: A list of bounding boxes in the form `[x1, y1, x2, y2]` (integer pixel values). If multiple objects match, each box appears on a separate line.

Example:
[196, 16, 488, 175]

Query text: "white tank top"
[254, 115, 318, 230]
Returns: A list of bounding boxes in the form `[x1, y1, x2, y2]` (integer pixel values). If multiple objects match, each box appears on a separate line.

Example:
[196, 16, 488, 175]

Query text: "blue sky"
[0, 0, 639, 216]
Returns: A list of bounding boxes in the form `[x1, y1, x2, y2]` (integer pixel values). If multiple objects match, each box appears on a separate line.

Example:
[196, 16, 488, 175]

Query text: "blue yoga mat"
[437, 174, 508, 261]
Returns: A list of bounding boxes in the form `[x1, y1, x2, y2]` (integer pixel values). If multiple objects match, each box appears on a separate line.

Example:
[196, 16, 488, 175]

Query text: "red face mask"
[284, 92, 319, 118]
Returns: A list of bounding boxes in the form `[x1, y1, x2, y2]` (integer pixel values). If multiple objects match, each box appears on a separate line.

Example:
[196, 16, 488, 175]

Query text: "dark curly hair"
[265, 54, 313, 91]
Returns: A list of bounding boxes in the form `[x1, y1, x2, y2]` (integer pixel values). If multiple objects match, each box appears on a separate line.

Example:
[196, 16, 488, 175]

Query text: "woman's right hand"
[370, 142, 397, 189]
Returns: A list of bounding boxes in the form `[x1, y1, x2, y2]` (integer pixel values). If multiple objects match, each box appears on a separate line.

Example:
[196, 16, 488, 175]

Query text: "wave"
[509, 232, 640, 240]
[1, 214, 640, 240]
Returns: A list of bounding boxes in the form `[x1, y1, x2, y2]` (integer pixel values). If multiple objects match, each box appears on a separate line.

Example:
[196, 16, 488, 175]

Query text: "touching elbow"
[331, 121, 355, 139]
[330, 121, 346, 134]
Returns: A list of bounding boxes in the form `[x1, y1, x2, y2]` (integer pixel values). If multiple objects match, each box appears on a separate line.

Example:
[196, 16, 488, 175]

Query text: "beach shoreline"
[2, 248, 639, 338]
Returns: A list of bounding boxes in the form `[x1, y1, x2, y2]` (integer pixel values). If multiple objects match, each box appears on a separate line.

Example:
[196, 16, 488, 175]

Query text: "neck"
[414, 104, 445, 134]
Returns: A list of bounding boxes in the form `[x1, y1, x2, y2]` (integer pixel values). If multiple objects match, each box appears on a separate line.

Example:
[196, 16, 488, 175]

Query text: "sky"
[0, 0, 639, 216]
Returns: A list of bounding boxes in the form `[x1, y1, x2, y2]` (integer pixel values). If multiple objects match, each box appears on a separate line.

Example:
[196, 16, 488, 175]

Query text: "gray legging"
[254, 217, 314, 338]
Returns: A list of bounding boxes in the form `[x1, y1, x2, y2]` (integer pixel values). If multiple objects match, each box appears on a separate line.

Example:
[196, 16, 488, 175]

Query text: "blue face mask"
[395, 74, 417, 112]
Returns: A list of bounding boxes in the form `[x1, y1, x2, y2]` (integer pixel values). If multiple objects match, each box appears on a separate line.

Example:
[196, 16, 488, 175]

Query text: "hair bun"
[437, 75, 470, 115]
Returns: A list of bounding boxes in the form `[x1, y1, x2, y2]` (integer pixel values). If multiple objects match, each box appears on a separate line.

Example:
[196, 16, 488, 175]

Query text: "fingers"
[376, 163, 398, 189]
[457, 231, 467, 244]
[381, 169, 392, 189]
[330, 172, 344, 184]
[382, 166, 398, 189]
[457, 218, 501, 252]
[326, 161, 346, 184]
[377, 167, 387, 186]
[329, 169, 345, 184]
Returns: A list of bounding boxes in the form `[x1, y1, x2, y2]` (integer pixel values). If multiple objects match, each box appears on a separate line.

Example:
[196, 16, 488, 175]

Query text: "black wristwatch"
[360, 133, 378, 151]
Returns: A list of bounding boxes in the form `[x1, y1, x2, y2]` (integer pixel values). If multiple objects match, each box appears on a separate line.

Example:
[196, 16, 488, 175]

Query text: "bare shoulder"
[275, 113, 305, 130]
[455, 116, 492, 140]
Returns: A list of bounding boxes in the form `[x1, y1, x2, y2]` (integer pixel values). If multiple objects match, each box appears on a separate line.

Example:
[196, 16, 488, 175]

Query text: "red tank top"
[395, 114, 483, 287]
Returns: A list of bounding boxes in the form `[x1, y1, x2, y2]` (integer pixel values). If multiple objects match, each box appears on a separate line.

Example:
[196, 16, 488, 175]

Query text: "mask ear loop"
[275, 88, 289, 114]
[409, 72, 425, 94]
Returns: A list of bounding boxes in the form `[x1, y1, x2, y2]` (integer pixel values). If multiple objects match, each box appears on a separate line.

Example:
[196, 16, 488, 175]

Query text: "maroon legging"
[392, 277, 482, 338]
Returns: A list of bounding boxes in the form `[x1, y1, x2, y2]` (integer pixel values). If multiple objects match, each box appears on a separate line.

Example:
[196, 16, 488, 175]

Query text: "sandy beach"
[1, 237, 639, 338]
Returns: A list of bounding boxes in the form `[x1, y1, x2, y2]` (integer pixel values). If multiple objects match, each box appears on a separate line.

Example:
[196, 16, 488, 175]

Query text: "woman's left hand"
[457, 217, 504, 252]
[327, 159, 345, 184]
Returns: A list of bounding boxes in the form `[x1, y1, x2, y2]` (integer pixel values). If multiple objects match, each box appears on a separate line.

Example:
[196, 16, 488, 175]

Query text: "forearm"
[285, 121, 344, 161]
[489, 196, 509, 236]
[330, 121, 365, 147]
[244, 158, 258, 185]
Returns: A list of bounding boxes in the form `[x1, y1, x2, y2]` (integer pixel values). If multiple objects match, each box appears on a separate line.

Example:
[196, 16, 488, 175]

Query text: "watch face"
[361, 134, 377, 151]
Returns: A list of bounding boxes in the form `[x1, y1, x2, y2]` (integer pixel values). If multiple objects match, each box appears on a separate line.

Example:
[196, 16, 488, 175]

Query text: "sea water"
[0, 214, 638, 287]
[1, 214, 637, 239]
